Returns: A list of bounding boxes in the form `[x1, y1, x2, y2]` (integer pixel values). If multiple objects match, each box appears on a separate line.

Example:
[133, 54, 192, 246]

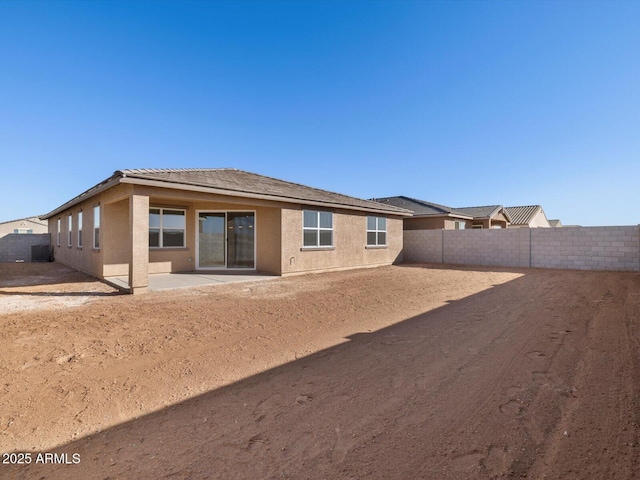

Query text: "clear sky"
[1, 0, 639, 226]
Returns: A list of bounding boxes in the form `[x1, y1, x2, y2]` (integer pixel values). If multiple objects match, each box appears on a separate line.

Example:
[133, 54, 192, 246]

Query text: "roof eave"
[41, 173, 123, 219]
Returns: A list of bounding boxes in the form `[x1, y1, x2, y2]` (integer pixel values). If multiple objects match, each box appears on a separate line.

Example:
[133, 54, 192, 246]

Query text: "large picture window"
[150, 208, 186, 248]
[303, 210, 333, 247]
[367, 216, 387, 246]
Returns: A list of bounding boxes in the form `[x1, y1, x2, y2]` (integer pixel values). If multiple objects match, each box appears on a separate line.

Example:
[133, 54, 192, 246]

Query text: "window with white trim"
[366, 216, 387, 246]
[149, 208, 186, 248]
[454, 220, 465, 230]
[67, 214, 72, 247]
[77, 211, 83, 247]
[57, 218, 61, 246]
[93, 205, 100, 249]
[303, 210, 333, 247]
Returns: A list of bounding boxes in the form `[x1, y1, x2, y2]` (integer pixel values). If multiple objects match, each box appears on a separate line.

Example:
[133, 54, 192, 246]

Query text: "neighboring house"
[453, 205, 511, 229]
[372, 196, 473, 230]
[42, 168, 411, 294]
[504, 205, 551, 228]
[0, 217, 48, 238]
[548, 219, 563, 228]
[0, 216, 48, 238]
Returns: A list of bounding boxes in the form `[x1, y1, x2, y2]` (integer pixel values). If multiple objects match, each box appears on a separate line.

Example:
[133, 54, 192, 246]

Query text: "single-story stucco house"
[42, 168, 411, 293]
[373, 196, 511, 229]
[372, 196, 474, 230]
[505, 205, 551, 228]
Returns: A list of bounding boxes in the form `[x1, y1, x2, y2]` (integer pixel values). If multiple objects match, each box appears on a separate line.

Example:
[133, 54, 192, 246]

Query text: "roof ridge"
[455, 204, 502, 209]
[120, 167, 236, 175]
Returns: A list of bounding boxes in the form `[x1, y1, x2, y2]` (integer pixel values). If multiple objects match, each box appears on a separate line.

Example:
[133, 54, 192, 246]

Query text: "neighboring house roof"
[504, 205, 543, 226]
[43, 168, 412, 219]
[548, 219, 562, 227]
[0, 216, 47, 227]
[454, 205, 512, 222]
[370, 196, 473, 219]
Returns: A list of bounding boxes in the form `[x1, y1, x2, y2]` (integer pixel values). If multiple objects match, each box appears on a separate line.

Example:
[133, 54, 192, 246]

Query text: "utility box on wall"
[31, 244, 52, 262]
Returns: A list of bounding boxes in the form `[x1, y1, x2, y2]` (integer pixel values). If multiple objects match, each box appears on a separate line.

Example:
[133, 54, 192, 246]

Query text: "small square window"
[302, 210, 333, 247]
[149, 208, 186, 248]
[366, 216, 387, 246]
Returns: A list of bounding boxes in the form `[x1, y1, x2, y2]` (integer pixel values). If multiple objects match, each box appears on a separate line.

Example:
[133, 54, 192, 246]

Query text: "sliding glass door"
[226, 212, 255, 268]
[198, 211, 255, 269]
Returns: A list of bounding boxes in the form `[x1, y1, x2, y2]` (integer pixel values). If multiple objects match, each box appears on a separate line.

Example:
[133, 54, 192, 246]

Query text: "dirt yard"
[0, 262, 638, 479]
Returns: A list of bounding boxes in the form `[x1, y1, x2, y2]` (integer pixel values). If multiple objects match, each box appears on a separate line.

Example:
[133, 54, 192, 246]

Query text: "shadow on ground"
[0, 261, 121, 299]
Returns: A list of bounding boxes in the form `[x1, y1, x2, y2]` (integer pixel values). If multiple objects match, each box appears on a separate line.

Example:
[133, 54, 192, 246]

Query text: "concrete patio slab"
[104, 272, 278, 292]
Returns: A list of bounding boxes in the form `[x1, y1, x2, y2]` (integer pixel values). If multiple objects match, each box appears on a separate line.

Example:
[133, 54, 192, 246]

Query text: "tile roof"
[371, 196, 473, 218]
[44, 168, 412, 218]
[454, 205, 505, 219]
[504, 205, 543, 226]
[548, 219, 562, 227]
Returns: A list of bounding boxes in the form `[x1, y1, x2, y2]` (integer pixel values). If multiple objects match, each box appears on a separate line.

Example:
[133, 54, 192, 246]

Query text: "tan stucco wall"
[491, 212, 509, 228]
[255, 207, 281, 274]
[443, 218, 473, 230]
[49, 184, 133, 277]
[103, 198, 130, 276]
[404, 217, 446, 230]
[280, 208, 403, 275]
[529, 211, 550, 228]
[404, 216, 472, 230]
[472, 217, 508, 229]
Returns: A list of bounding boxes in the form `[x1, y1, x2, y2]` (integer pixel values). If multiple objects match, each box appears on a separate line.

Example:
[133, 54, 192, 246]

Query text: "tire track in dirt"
[528, 274, 640, 479]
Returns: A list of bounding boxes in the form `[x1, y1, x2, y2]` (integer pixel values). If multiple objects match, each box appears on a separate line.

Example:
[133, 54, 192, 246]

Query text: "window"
[454, 220, 465, 230]
[149, 208, 186, 248]
[13, 228, 33, 234]
[93, 205, 100, 249]
[57, 218, 61, 246]
[303, 210, 333, 247]
[472, 224, 483, 229]
[367, 216, 387, 246]
[77, 211, 83, 247]
[67, 214, 72, 247]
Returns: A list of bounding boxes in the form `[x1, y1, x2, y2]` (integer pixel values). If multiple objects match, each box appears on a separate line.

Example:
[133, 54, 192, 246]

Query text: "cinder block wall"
[403, 230, 441, 263]
[0, 233, 51, 262]
[531, 226, 640, 271]
[403, 226, 640, 272]
[443, 228, 530, 268]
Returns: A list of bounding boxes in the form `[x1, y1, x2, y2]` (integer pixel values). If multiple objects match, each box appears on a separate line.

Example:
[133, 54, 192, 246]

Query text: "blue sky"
[1, 0, 638, 226]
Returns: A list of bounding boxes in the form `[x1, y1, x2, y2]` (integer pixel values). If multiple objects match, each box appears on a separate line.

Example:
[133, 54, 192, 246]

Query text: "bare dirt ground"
[0, 262, 638, 479]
